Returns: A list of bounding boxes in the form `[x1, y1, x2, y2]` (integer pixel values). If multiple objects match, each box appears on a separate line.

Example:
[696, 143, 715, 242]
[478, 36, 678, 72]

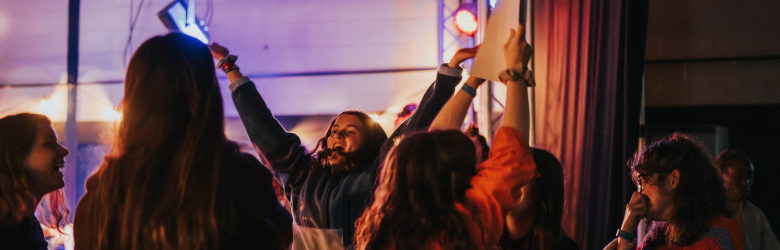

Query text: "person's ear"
[669, 169, 681, 190]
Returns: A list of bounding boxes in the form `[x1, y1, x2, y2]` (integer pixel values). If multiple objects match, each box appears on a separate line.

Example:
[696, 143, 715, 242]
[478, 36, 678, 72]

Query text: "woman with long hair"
[354, 24, 537, 249]
[208, 40, 476, 248]
[74, 33, 292, 249]
[607, 133, 747, 250]
[0, 113, 70, 249]
[499, 148, 579, 250]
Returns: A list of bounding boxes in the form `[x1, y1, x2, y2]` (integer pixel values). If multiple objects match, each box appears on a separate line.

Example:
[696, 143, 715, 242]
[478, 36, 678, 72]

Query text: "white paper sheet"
[470, 0, 521, 82]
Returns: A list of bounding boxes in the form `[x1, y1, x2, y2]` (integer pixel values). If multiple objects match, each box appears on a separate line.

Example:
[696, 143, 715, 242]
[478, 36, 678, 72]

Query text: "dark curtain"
[532, 0, 648, 249]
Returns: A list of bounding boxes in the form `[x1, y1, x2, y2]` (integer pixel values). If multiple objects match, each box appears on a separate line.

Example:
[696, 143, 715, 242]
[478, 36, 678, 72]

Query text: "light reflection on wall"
[38, 85, 68, 122]
[0, 10, 9, 37]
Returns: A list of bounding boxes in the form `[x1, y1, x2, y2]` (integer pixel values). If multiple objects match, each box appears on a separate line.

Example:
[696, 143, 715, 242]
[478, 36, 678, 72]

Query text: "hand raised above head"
[502, 24, 533, 71]
[448, 45, 480, 69]
[208, 42, 229, 60]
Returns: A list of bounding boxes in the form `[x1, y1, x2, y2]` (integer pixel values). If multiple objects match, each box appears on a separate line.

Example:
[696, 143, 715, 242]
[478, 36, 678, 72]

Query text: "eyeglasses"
[637, 172, 664, 192]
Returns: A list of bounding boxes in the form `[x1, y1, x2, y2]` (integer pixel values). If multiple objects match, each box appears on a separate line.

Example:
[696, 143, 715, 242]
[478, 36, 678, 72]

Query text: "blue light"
[159, 0, 209, 44]
[489, 0, 497, 8]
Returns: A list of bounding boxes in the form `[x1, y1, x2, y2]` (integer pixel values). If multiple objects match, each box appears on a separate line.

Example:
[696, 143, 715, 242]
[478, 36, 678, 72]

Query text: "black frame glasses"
[637, 172, 664, 192]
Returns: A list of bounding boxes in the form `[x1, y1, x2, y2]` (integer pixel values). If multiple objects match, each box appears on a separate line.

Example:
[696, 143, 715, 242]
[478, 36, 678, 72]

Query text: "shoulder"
[0, 217, 48, 249]
[743, 201, 767, 219]
[492, 127, 530, 149]
[701, 215, 747, 250]
[75, 173, 102, 247]
[483, 127, 533, 166]
[707, 214, 743, 231]
[227, 151, 275, 180]
[478, 127, 537, 184]
[84, 171, 101, 192]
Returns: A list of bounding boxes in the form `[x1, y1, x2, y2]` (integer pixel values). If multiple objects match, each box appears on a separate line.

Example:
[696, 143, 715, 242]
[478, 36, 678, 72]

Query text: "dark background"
[643, 0, 780, 236]
[646, 105, 780, 235]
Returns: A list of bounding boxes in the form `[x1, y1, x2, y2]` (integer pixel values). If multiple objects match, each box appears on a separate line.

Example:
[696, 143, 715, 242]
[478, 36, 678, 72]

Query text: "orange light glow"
[368, 113, 380, 123]
[454, 10, 478, 36]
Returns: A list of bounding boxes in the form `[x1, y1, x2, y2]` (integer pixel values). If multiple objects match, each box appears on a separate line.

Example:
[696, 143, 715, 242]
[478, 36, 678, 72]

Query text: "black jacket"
[229, 65, 462, 246]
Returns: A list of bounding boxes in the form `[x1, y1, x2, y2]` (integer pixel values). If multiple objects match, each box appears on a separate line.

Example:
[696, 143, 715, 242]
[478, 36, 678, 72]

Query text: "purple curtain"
[532, 0, 648, 249]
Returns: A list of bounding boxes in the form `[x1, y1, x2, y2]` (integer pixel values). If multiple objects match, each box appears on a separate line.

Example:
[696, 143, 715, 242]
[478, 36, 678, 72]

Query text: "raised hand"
[448, 46, 480, 69]
[502, 24, 533, 71]
[208, 42, 243, 82]
[208, 42, 229, 60]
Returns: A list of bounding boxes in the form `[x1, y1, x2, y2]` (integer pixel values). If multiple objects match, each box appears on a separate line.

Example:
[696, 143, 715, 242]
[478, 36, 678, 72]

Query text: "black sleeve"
[230, 152, 293, 250]
[231, 81, 311, 184]
[378, 68, 462, 161]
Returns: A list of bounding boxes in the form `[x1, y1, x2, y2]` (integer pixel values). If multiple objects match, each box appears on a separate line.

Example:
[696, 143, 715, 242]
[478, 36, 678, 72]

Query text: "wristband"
[523, 70, 536, 87]
[498, 68, 536, 87]
[216, 55, 238, 68]
[615, 229, 635, 241]
[461, 84, 477, 98]
[499, 69, 522, 83]
[223, 65, 239, 74]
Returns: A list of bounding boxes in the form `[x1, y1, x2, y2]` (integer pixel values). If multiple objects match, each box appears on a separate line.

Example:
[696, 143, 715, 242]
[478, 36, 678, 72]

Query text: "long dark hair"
[81, 33, 288, 249]
[0, 113, 69, 232]
[355, 130, 479, 249]
[308, 110, 387, 176]
[503, 148, 565, 250]
[630, 133, 733, 246]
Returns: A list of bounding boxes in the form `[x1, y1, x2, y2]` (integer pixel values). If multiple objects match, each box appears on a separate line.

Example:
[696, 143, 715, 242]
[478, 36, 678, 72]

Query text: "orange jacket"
[432, 127, 538, 249]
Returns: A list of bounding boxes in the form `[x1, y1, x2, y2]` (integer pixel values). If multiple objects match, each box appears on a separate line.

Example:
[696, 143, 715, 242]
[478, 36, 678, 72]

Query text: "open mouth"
[332, 143, 345, 152]
[53, 161, 64, 172]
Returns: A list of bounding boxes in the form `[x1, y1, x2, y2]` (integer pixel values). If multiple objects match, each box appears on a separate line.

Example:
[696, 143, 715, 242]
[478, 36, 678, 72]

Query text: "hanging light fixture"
[158, 0, 210, 44]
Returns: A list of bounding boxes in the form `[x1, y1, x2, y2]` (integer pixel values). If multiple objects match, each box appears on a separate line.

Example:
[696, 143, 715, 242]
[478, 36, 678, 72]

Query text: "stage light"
[454, 4, 478, 36]
[368, 113, 380, 123]
[39, 96, 65, 120]
[158, 0, 209, 44]
[39, 99, 56, 117]
[104, 107, 122, 122]
[489, 0, 497, 9]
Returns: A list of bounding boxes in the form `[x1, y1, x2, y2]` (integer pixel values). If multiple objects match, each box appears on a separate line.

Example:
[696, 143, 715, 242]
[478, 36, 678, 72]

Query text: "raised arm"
[430, 24, 533, 136]
[210, 43, 245, 83]
[377, 48, 477, 159]
[457, 26, 536, 245]
[209, 43, 310, 176]
[498, 24, 533, 138]
[428, 75, 484, 131]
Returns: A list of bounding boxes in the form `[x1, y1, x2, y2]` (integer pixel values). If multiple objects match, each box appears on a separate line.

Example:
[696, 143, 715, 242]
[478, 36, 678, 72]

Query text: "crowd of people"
[0, 23, 777, 250]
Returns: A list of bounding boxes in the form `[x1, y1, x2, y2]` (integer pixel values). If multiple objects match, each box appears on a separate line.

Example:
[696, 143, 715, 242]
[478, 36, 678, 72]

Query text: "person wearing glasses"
[605, 133, 747, 250]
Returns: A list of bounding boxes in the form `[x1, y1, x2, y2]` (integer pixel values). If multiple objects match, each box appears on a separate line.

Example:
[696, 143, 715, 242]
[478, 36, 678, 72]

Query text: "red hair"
[0, 113, 70, 232]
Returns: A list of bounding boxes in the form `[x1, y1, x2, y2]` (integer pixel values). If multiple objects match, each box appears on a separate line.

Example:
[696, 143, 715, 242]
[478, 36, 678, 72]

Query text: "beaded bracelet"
[223, 65, 239, 74]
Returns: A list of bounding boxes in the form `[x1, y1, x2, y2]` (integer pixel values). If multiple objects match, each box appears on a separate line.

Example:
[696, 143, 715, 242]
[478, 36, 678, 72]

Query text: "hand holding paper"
[503, 24, 532, 71]
[470, 0, 525, 82]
